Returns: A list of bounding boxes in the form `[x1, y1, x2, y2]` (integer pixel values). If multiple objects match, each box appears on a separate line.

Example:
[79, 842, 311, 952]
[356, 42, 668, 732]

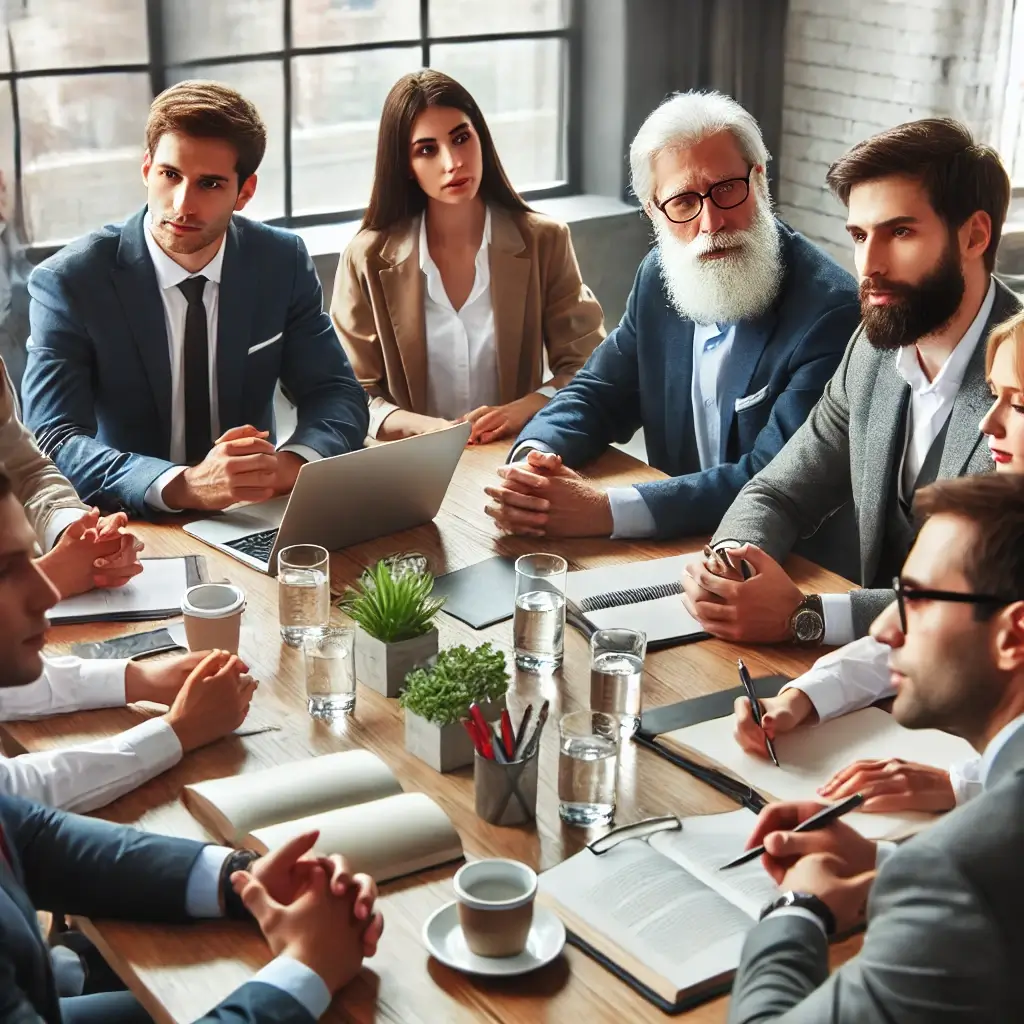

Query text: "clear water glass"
[277, 544, 330, 648]
[513, 553, 567, 671]
[558, 710, 621, 826]
[303, 627, 356, 720]
[590, 628, 647, 735]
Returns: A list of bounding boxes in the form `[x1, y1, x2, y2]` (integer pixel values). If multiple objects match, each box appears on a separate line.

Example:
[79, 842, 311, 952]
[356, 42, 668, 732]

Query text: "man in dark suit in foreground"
[21, 81, 368, 518]
[0, 465, 383, 1023]
[728, 474, 1024, 1023]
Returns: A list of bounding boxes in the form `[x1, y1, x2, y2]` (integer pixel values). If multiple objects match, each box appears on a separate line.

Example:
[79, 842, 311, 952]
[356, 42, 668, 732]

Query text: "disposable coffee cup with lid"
[181, 583, 246, 655]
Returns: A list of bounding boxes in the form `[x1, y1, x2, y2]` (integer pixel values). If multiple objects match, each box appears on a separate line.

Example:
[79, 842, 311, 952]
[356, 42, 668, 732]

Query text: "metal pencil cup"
[474, 750, 539, 827]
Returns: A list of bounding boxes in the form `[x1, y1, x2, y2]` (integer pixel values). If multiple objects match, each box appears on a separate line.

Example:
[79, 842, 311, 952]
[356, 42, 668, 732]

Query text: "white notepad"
[664, 706, 976, 840]
[48, 557, 202, 624]
[566, 554, 705, 645]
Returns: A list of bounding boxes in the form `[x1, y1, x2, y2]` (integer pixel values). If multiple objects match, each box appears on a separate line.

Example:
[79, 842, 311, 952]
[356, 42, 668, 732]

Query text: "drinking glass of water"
[277, 544, 330, 648]
[513, 553, 567, 671]
[558, 710, 621, 826]
[303, 627, 356, 720]
[590, 628, 647, 735]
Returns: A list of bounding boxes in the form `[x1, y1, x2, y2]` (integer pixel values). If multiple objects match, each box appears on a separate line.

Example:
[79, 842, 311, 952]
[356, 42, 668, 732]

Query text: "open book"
[183, 750, 463, 882]
[662, 706, 976, 840]
[539, 809, 776, 1010]
[565, 554, 705, 646]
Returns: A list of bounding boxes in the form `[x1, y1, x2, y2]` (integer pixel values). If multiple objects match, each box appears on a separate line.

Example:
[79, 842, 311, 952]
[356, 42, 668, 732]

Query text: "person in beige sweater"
[0, 356, 141, 597]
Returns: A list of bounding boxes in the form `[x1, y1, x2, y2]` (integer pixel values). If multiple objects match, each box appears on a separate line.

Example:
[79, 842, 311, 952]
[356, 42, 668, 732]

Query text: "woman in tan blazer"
[332, 70, 605, 444]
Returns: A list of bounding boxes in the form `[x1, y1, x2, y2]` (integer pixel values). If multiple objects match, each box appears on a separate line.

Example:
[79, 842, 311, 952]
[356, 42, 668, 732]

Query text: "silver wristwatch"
[789, 594, 825, 646]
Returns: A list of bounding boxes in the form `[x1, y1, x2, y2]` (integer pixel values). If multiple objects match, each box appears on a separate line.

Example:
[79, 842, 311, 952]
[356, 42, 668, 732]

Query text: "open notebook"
[565, 554, 705, 647]
[539, 809, 777, 1012]
[661, 706, 976, 840]
[183, 750, 463, 882]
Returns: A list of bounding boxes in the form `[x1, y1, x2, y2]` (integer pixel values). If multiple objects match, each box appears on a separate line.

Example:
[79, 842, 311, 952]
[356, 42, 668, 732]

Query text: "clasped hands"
[745, 800, 877, 934]
[484, 449, 613, 537]
[37, 508, 144, 599]
[233, 829, 383, 995]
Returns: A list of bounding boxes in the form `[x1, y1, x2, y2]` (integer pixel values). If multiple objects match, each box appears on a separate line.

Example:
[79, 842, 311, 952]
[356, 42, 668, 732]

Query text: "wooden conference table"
[2, 443, 863, 1023]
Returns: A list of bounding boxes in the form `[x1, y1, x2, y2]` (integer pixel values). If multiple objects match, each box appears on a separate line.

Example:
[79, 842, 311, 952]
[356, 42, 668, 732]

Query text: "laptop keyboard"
[225, 529, 279, 565]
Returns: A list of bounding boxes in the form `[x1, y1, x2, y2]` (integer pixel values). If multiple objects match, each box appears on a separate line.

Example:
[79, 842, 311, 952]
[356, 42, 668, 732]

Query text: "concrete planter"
[404, 696, 506, 773]
[355, 626, 438, 698]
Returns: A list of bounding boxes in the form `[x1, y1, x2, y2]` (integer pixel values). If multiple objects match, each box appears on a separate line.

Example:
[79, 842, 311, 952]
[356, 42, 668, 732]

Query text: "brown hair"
[361, 69, 531, 232]
[146, 80, 267, 187]
[825, 118, 1011, 273]
[914, 475, 1024, 610]
[985, 309, 1024, 384]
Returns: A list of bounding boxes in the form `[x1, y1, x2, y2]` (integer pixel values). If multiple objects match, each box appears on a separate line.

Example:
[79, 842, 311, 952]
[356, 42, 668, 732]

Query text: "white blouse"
[418, 206, 499, 421]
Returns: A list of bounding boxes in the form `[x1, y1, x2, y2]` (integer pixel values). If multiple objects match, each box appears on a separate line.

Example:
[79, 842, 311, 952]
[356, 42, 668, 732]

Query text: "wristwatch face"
[793, 608, 824, 643]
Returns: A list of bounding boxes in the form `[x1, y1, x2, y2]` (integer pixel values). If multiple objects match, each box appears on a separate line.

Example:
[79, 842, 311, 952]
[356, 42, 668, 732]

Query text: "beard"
[860, 238, 966, 350]
[654, 195, 783, 325]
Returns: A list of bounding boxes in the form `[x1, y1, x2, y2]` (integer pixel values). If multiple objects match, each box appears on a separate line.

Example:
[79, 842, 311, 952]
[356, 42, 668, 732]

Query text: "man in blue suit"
[486, 92, 859, 542]
[0, 465, 383, 1023]
[21, 81, 368, 518]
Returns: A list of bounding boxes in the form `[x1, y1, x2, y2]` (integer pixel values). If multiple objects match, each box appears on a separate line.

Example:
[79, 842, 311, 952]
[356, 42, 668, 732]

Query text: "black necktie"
[177, 275, 212, 465]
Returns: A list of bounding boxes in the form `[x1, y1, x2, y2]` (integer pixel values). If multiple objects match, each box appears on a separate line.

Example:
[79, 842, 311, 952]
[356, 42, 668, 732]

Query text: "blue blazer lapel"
[216, 219, 254, 434]
[664, 317, 698, 471]
[716, 309, 776, 464]
[111, 208, 172, 455]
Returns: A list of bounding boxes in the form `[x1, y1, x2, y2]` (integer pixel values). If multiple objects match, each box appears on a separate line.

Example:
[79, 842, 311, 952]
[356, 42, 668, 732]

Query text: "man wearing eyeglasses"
[482, 91, 859, 546]
[728, 473, 1024, 1024]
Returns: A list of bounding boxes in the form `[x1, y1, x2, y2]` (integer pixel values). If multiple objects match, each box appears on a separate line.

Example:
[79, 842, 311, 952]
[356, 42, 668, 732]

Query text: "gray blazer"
[713, 281, 1021, 636]
[727, 720, 1024, 1023]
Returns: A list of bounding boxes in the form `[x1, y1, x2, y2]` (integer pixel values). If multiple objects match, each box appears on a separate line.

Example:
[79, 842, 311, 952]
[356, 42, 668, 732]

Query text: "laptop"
[183, 421, 472, 573]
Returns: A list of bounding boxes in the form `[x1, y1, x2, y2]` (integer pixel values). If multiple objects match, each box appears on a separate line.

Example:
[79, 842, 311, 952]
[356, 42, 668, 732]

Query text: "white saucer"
[422, 901, 566, 977]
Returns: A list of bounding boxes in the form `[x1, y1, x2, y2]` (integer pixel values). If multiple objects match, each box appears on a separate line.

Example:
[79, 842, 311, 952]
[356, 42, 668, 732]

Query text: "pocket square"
[734, 384, 771, 412]
[247, 332, 282, 355]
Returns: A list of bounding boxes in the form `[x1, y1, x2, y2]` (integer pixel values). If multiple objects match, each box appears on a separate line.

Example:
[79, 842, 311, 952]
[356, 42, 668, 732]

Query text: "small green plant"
[399, 643, 509, 727]
[340, 560, 445, 643]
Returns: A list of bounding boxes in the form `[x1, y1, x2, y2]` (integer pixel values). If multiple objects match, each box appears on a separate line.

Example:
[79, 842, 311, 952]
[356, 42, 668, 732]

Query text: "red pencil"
[468, 703, 495, 759]
[500, 709, 515, 761]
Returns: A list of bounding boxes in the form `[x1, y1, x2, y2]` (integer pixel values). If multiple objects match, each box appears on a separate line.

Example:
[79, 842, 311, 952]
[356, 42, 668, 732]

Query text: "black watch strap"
[760, 890, 836, 936]
[219, 849, 261, 920]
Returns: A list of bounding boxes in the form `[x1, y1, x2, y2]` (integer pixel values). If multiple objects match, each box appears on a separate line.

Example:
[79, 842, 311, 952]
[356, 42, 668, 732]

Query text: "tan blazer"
[0, 356, 87, 546]
[331, 206, 605, 436]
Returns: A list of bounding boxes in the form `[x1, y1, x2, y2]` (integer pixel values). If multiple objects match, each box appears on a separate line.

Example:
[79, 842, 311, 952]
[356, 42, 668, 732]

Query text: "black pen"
[738, 658, 779, 768]
[718, 792, 865, 870]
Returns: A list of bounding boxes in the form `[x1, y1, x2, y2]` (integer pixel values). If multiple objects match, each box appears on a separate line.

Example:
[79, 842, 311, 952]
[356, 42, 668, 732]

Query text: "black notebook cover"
[430, 555, 517, 629]
[638, 674, 789, 737]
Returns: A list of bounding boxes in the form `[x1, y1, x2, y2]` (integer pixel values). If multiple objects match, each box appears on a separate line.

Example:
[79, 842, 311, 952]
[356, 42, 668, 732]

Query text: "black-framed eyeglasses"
[653, 166, 755, 224]
[892, 576, 1017, 633]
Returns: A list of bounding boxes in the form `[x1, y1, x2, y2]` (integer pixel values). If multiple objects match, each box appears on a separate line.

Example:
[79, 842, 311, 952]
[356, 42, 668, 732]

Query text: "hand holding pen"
[738, 658, 780, 768]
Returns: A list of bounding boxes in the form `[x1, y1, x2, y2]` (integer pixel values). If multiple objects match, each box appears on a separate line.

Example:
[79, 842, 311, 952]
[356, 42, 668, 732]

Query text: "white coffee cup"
[181, 583, 245, 655]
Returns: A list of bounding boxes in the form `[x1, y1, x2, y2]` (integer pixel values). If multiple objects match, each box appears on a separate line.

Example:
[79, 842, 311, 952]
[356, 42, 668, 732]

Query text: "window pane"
[167, 61, 286, 221]
[17, 73, 151, 244]
[6, 0, 148, 72]
[429, 0, 568, 37]
[291, 48, 421, 216]
[163, 0, 283, 64]
[293, 0, 420, 48]
[432, 39, 564, 190]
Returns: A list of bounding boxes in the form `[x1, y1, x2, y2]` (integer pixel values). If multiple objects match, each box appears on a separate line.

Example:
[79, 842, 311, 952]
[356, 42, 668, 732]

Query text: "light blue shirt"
[185, 846, 332, 1018]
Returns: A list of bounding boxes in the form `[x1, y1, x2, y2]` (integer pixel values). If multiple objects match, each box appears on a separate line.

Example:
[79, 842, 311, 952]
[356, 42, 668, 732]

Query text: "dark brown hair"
[146, 80, 267, 187]
[361, 69, 530, 232]
[825, 118, 1010, 273]
[914, 475, 1024, 609]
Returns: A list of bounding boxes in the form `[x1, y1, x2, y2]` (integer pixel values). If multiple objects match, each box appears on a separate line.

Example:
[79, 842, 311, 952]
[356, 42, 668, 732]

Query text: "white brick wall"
[778, 0, 1011, 269]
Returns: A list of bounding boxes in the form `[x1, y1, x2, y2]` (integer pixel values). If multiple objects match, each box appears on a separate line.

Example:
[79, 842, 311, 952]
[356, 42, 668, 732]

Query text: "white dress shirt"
[0, 656, 182, 813]
[419, 207, 500, 421]
[780, 635, 982, 805]
[820, 278, 997, 645]
[140, 218, 319, 512]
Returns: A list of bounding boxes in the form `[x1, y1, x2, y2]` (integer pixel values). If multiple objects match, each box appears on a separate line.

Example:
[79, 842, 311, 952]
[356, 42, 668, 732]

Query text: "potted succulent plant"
[341, 560, 445, 698]
[399, 642, 510, 772]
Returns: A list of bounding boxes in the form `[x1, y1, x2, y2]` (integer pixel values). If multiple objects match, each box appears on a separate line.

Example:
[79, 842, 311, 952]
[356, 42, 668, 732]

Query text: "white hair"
[630, 91, 770, 206]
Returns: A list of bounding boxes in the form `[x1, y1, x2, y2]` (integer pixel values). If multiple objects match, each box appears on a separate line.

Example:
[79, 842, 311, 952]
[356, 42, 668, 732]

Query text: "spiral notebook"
[564, 554, 707, 648]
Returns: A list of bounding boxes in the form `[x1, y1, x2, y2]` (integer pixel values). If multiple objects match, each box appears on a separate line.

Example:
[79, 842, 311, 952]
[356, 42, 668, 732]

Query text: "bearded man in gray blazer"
[682, 118, 1021, 649]
[727, 473, 1024, 1023]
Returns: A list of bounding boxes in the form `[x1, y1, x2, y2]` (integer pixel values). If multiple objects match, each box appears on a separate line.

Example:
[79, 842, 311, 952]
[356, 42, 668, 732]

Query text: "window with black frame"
[0, 0, 574, 247]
